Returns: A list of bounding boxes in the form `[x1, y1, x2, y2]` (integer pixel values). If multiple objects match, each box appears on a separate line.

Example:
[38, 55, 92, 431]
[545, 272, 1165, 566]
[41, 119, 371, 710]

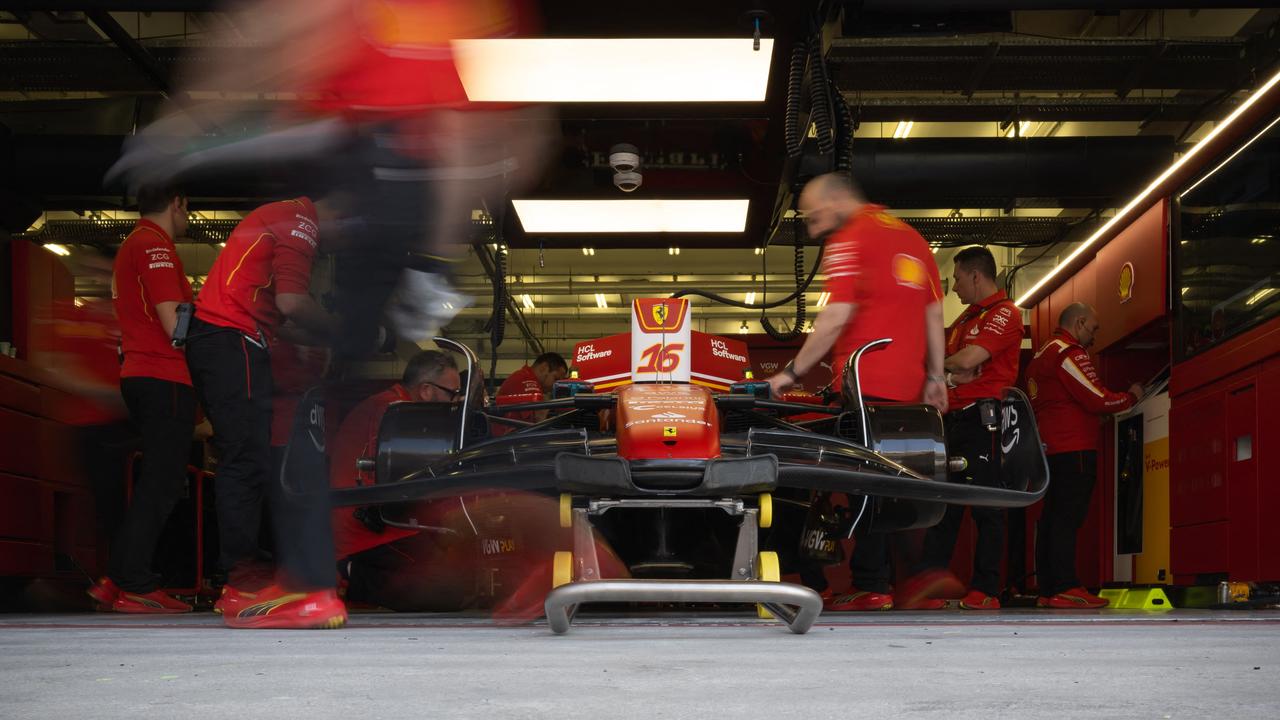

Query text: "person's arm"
[155, 301, 180, 339]
[945, 344, 991, 374]
[921, 301, 948, 412]
[766, 302, 854, 397]
[1056, 347, 1140, 414]
[275, 295, 335, 340]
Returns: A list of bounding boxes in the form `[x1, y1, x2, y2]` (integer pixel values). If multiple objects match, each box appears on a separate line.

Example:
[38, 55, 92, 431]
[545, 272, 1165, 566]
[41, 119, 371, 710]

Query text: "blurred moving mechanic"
[1028, 302, 1143, 609]
[494, 352, 568, 427]
[184, 197, 344, 629]
[107, 0, 551, 353]
[765, 173, 947, 611]
[88, 185, 196, 614]
[907, 246, 1023, 610]
[331, 350, 474, 611]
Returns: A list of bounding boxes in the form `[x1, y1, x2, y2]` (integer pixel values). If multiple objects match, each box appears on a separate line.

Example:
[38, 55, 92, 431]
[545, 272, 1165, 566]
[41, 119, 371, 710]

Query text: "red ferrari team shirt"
[491, 364, 543, 435]
[330, 383, 417, 558]
[111, 219, 193, 385]
[304, 0, 532, 117]
[822, 204, 943, 401]
[195, 198, 318, 338]
[945, 290, 1023, 408]
[1027, 328, 1136, 454]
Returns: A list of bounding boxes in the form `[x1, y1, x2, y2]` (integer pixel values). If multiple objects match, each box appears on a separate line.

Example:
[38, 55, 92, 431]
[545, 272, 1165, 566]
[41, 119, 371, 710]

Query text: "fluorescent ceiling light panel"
[513, 200, 749, 233]
[892, 120, 914, 139]
[1015, 66, 1280, 307]
[43, 243, 70, 256]
[453, 38, 774, 102]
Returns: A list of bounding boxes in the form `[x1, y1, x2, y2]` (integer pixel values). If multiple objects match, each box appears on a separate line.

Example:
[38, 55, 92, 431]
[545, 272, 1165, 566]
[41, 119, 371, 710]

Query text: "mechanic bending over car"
[330, 350, 477, 611]
[184, 197, 347, 629]
[765, 172, 947, 612]
[904, 246, 1024, 610]
[88, 184, 198, 614]
[493, 352, 568, 428]
[1028, 302, 1143, 609]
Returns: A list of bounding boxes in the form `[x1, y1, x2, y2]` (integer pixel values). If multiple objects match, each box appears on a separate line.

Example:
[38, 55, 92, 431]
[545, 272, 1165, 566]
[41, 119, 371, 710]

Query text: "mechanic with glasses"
[328, 350, 474, 611]
[766, 172, 947, 612]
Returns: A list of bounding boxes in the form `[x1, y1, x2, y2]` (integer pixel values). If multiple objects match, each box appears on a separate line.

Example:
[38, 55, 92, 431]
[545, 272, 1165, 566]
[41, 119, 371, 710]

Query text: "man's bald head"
[1059, 302, 1101, 348]
[799, 173, 866, 241]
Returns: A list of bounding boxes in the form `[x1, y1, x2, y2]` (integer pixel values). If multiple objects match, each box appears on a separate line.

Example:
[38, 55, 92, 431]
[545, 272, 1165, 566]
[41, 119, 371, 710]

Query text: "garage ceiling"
[3, 2, 1278, 361]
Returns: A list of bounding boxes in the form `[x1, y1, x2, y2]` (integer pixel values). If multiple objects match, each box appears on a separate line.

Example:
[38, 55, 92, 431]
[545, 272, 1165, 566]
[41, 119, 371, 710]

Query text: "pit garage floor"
[1, 610, 1278, 719]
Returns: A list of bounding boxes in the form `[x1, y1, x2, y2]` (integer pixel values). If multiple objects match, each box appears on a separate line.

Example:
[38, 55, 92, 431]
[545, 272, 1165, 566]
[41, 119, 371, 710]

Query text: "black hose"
[670, 243, 825, 309]
[784, 44, 807, 158]
[808, 37, 834, 156]
[489, 235, 507, 390]
[760, 234, 807, 341]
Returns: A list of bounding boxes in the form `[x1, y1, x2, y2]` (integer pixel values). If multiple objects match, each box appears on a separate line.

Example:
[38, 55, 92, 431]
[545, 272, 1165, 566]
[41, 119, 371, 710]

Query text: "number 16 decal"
[636, 343, 684, 373]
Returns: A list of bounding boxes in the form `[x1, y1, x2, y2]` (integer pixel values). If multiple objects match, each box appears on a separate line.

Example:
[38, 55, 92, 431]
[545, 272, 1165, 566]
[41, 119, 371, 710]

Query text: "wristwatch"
[782, 362, 801, 382]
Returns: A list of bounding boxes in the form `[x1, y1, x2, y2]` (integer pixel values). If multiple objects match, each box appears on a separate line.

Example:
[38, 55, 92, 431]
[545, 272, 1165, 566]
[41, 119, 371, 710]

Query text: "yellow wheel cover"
[552, 551, 573, 588]
[758, 493, 773, 529]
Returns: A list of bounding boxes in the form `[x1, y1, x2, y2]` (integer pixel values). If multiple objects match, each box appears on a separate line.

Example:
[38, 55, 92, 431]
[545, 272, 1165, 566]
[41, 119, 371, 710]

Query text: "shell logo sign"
[892, 252, 928, 289]
[1118, 261, 1135, 304]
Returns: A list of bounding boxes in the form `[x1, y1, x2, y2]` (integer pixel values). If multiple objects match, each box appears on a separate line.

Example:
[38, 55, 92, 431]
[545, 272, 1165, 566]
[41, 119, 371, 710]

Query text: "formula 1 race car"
[326, 298, 1049, 634]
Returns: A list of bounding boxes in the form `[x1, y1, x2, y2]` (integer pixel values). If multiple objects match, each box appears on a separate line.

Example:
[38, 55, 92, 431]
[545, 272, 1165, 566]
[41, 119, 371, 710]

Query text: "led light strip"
[1014, 67, 1280, 307]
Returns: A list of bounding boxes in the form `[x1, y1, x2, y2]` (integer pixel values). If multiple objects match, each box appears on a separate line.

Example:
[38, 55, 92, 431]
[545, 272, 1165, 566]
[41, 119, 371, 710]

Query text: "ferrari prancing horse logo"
[663, 426, 678, 437]
[653, 304, 668, 326]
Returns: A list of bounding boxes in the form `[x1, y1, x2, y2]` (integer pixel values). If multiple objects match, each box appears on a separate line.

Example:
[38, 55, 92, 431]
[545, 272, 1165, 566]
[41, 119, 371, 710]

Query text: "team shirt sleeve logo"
[891, 253, 928, 289]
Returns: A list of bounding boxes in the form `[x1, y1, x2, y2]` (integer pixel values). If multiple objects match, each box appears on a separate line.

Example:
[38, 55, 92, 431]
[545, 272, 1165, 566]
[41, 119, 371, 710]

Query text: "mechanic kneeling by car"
[765, 172, 948, 612]
[331, 350, 476, 611]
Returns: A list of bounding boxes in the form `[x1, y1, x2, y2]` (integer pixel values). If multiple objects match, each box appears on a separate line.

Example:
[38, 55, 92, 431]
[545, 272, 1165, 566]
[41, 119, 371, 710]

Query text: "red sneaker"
[959, 590, 1001, 610]
[825, 590, 894, 612]
[213, 585, 265, 616]
[113, 589, 192, 614]
[899, 598, 947, 611]
[222, 585, 348, 629]
[1037, 587, 1108, 609]
[896, 569, 963, 609]
[87, 577, 120, 609]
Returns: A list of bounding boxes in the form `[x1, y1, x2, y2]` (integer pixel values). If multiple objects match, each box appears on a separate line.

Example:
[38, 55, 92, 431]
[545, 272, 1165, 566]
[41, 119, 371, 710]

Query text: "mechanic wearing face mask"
[1027, 302, 1142, 609]
[766, 172, 947, 611]
[904, 245, 1023, 610]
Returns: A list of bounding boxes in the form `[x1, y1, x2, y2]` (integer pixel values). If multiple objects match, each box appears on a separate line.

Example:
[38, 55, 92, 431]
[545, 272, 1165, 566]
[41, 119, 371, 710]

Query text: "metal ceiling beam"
[827, 36, 1252, 93]
[839, 94, 1241, 122]
[84, 10, 171, 96]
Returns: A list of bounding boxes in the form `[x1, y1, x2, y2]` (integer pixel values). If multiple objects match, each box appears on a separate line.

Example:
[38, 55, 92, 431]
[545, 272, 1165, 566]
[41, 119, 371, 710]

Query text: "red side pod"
[614, 384, 720, 460]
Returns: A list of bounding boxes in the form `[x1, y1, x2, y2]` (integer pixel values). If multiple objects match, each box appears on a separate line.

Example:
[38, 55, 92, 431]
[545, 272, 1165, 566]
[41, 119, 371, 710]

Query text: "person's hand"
[922, 378, 949, 414]
[948, 367, 979, 385]
[386, 269, 471, 342]
[765, 373, 793, 399]
[193, 419, 214, 442]
[1128, 383, 1145, 401]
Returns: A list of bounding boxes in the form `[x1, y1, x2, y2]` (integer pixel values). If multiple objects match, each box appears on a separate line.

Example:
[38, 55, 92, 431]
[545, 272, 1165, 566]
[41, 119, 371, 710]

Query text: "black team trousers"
[186, 316, 332, 590]
[916, 406, 1006, 597]
[1036, 450, 1098, 597]
[107, 377, 196, 593]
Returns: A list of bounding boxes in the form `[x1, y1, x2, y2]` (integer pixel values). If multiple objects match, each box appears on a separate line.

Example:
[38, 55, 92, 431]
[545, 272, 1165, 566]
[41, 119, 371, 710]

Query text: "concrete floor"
[2, 610, 1278, 719]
